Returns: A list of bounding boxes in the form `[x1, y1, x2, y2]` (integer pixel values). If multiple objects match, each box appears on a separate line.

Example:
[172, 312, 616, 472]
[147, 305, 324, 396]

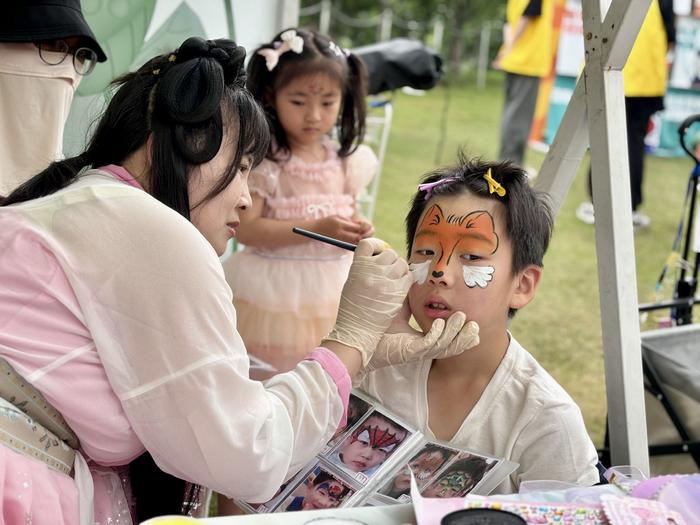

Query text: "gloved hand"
[359, 301, 479, 380]
[323, 238, 413, 367]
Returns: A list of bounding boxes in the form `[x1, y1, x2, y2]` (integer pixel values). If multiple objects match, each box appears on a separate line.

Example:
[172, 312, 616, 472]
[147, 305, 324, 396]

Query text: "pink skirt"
[225, 249, 353, 377]
[0, 446, 79, 525]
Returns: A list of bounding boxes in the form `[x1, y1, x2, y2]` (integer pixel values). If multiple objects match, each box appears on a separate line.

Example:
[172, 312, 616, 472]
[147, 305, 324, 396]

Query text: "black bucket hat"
[0, 0, 107, 62]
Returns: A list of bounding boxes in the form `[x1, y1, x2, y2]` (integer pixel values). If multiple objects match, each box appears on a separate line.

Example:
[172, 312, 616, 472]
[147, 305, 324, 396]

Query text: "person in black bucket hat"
[0, 0, 107, 196]
[1, 0, 107, 62]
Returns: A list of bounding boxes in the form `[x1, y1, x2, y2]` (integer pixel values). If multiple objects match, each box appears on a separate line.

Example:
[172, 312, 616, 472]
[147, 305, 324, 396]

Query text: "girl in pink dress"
[224, 28, 377, 375]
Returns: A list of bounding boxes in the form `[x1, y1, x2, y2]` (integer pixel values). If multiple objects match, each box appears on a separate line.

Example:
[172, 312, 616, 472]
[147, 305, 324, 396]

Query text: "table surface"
[200, 503, 415, 524]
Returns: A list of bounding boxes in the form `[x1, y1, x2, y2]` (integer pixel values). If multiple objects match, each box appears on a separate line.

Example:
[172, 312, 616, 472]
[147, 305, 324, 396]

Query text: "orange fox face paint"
[414, 204, 499, 284]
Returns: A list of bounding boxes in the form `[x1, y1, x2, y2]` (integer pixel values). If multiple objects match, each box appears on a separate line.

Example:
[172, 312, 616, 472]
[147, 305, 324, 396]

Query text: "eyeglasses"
[36, 39, 97, 76]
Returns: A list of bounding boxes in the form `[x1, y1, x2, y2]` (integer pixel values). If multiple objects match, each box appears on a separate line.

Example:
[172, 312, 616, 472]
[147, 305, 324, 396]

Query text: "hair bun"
[175, 37, 246, 88]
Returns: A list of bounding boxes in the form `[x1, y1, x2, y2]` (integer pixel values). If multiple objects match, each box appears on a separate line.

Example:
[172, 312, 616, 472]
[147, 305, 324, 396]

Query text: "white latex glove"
[360, 301, 479, 379]
[323, 238, 413, 367]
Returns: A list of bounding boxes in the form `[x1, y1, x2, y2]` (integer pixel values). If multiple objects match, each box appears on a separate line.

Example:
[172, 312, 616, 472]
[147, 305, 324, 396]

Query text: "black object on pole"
[673, 114, 700, 325]
[352, 38, 443, 95]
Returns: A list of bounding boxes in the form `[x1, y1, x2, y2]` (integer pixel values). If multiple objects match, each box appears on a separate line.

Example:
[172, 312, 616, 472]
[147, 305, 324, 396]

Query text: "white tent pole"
[278, 0, 300, 29]
[583, 0, 650, 473]
[536, 0, 651, 473]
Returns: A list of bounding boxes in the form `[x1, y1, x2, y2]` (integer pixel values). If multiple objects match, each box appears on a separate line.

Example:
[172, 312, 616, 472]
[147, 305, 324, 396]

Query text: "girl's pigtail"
[337, 51, 368, 157]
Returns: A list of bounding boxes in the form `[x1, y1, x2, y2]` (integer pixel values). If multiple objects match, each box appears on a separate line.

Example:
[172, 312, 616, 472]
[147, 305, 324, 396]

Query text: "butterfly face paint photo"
[408, 193, 522, 341]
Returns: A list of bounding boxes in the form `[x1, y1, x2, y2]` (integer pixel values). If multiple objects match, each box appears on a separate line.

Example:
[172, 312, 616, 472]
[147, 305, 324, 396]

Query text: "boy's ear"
[509, 264, 542, 311]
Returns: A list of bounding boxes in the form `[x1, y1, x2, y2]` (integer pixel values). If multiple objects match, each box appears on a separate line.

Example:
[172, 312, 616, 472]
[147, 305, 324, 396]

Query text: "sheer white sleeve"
[43, 175, 344, 501]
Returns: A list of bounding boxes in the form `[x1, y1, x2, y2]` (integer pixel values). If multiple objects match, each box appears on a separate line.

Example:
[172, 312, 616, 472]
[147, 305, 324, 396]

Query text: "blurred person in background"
[576, 0, 675, 230]
[0, 0, 107, 196]
[493, 0, 555, 168]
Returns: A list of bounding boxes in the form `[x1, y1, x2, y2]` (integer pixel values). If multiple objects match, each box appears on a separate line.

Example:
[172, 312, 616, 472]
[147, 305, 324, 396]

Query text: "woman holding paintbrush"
[0, 35, 476, 523]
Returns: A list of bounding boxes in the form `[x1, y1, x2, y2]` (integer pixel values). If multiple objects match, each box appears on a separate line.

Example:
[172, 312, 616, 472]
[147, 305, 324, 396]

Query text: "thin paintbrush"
[292, 227, 357, 251]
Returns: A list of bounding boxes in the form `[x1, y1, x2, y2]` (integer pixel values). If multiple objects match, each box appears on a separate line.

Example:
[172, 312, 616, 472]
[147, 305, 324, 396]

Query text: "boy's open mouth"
[424, 296, 452, 319]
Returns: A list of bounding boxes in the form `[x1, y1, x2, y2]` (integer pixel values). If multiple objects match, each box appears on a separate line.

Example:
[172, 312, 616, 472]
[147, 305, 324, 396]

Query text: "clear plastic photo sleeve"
[322, 405, 418, 486]
[374, 442, 461, 502]
[273, 460, 359, 513]
[322, 391, 374, 453]
[419, 450, 517, 499]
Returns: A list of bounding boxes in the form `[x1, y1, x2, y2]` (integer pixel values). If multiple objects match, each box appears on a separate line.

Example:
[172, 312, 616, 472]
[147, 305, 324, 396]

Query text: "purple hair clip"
[418, 177, 459, 201]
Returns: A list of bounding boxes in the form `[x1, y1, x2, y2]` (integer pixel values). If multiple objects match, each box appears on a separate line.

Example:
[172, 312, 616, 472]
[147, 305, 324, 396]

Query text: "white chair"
[356, 98, 393, 222]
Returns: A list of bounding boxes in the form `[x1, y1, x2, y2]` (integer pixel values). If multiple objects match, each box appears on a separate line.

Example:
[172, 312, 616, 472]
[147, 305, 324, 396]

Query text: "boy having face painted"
[359, 154, 600, 493]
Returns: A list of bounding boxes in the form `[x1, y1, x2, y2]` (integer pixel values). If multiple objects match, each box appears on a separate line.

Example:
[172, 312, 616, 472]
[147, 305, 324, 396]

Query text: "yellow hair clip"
[483, 168, 505, 197]
[168, 53, 177, 62]
[152, 68, 161, 76]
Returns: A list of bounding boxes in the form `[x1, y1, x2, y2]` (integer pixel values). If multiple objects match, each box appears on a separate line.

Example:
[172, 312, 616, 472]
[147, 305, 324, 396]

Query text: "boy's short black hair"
[405, 152, 554, 317]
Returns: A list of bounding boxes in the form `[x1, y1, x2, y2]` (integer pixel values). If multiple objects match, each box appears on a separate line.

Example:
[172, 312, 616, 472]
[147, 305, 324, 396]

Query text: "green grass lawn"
[371, 73, 695, 446]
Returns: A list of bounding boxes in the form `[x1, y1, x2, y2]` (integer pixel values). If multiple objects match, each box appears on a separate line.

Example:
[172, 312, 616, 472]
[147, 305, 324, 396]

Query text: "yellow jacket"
[500, 0, 555, 78]
[623, 0, 668, 97]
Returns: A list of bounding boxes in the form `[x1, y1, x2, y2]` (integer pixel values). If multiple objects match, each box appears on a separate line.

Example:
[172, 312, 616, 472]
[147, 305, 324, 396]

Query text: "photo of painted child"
[328, 410, 410, 480]
[326, 394, 372, 449]
[378, 443, 457, 499]
[421, 454, 495, 498]
[277, 465, 355, 512]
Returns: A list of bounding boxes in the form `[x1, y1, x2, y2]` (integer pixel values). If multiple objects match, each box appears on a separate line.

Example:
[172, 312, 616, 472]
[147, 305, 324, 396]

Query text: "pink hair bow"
[257, 29, 304, 71]
[418, 177, 459, 200]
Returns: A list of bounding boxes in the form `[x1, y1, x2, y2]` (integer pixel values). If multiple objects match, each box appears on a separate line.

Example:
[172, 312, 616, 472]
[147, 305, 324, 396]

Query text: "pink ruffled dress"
[224, 140, 377, 375]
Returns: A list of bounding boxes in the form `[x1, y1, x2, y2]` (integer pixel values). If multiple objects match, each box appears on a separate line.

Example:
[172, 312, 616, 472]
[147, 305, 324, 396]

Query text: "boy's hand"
[356, 301, 479, 381]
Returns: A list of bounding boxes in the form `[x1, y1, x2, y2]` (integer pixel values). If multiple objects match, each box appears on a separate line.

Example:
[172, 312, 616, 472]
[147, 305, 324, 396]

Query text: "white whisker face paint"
[463, 265, 494, 288]
[409, 260, 431, 284]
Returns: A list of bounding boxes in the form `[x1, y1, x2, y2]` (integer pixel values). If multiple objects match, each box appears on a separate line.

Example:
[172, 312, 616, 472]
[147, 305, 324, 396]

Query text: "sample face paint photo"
[420, 453, 495, 499]
[327, 410, 411, 483]
[378, 443, 458, 500]
[277, 464, 355, 512]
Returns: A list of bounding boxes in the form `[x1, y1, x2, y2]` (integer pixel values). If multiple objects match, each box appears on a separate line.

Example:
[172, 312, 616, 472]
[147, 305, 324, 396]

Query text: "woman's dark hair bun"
[177, 37, 247, 88]
[149, 37, 249, 164]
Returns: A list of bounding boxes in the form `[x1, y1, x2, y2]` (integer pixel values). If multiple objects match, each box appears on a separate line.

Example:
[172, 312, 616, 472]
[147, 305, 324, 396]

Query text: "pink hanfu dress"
[0, 165, 350, 525]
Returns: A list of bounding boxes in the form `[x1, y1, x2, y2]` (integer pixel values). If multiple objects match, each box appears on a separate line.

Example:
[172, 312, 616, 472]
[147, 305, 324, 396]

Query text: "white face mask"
[0, 43, 81, 196]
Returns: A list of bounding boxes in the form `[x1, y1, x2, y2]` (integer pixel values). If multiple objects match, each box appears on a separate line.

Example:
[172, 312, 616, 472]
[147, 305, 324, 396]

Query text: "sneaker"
[576, 201, 595, 225]
[632, 211, 651, 230]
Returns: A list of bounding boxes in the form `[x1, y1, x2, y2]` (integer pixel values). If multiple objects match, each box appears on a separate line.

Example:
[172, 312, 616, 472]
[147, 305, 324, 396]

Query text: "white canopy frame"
[534, 0, 653, 474]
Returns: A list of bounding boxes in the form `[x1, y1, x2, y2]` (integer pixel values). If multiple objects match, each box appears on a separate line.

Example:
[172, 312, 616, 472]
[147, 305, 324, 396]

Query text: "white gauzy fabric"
[6, 170, 344, 502]
[0, 43, 80, 196]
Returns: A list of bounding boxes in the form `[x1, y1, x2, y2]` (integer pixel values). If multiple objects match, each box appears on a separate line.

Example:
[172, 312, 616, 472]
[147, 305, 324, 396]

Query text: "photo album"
[235, 390, 518, 513]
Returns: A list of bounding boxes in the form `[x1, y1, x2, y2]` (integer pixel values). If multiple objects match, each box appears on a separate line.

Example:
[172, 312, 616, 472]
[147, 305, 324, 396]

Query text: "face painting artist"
[0, 35, 479, 525]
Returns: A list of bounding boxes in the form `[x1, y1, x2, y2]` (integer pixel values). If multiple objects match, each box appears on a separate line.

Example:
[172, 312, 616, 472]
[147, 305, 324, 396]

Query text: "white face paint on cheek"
[463, 265, 495, 288]
[409, 260, 431, 284]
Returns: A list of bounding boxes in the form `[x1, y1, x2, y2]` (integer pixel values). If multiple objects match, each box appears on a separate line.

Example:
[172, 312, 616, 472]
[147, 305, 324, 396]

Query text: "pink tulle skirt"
[225, 248, 353, 376]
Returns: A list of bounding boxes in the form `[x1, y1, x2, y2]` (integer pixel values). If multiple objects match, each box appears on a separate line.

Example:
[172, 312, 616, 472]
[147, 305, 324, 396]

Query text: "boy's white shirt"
[359, 335, 600, 494]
